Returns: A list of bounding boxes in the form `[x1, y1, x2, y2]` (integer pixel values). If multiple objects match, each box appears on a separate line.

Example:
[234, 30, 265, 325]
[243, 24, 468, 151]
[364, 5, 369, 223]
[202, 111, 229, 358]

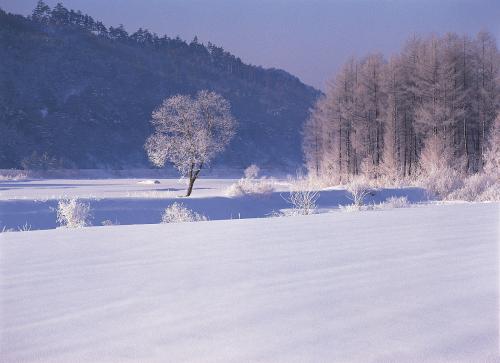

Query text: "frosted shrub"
[17, 222, 32, 232]
[478, 183, 500, 202]
[416, 134, 465, 199]
[282, 179, 320, 216]
[339, 203, 366, 212]
[381, 196, 409, 209]
[345, 177, 372, 207]
[447, 173, 495, 201]
[340, 196, 410, 213]
[161, 202, 207, 223]
[419, 167, 463, 199]
[225, 182, 244, 197]
[226, 168, 275, 197]
[286, 189, 319, 215]
[56, 198, 92, 228]
[227, 164, 274, 197]
[301, 174, 332, 189]
[101, 219, 120, 226]
[0, 170, 28, 181]
[244, 164, 260, 179]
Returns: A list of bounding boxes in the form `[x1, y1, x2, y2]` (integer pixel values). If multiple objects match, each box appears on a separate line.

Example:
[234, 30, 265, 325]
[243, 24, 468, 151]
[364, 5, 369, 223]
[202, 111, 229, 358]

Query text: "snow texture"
[1, 203, 499, 362]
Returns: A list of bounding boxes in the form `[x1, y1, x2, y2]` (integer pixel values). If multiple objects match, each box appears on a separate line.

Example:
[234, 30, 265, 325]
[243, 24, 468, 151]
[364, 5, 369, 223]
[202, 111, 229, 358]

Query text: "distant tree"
[419, 134, 456, 175]
[32, 0, 51, 22]
[131, 28, 153, 44]
[108, 24, 128, 41]
[51, 3, 69, 25]
[94, 21, 108, 36]
[145, 91, 236, 196]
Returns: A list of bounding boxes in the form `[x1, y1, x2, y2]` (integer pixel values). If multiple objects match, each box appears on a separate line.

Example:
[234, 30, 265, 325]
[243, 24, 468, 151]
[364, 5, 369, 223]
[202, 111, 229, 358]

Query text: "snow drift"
[1, 203, 498, 362]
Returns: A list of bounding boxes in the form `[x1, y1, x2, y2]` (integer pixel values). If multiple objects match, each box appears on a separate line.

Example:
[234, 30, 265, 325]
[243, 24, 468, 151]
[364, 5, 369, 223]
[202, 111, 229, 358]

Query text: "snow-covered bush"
[418, 167, 463, 200]
[244, 164, 260, 179]
[477, 183, 500, 202]
[226, 178, 275, 197]
[101, 219, 120, 226]
[416, 134, 465, 199]
[161, 202, 207, 223]
[226, 167, 275, 197]
[225, 181, 247, 197]
[285, 179, 320, 215]
[447, 173, 495, 201]
[340, 196, 410, 213]
[269, 178, 320, 217]
[17, 222, 32, 232]
[380, 196, 410, 209]
[0, 170, 28, 181]
[300, 174, 333, 189]
[345, 177, 372, 207]
[288, 189, 319, 215]
[56, 198, 92, 228]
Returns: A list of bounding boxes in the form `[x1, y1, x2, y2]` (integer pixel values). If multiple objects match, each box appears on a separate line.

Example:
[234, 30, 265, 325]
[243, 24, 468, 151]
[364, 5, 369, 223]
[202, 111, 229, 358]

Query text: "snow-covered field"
[0, 178, 427, 231]
[1, 178, 499, 362]
[1, 202, 499, 362]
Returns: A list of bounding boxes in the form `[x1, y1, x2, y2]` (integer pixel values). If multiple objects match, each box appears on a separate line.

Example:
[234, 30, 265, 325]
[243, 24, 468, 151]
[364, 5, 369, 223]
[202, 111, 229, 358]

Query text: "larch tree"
[303, 31, 499, 182]
[483, 114, 500, 178]
[145, 91, 236, 196]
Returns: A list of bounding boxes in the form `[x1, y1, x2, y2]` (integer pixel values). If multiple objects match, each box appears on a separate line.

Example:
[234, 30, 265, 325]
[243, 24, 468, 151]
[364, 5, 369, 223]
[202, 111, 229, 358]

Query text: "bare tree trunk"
[338, 119, 342, 183]
[185, 162, 203, 197]
[186, 178, 195, 197]
[463, 116, 469, 172]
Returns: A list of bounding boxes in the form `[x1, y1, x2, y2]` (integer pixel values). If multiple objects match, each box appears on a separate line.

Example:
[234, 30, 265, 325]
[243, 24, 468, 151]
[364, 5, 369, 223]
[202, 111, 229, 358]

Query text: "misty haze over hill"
[0, 4, 319, 169]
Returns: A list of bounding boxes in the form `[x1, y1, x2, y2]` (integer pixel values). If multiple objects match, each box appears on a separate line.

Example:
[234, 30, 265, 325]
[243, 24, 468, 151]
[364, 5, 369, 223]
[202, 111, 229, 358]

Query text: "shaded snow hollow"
[0, 178, 427, 230]
[1, 203, 499, 362]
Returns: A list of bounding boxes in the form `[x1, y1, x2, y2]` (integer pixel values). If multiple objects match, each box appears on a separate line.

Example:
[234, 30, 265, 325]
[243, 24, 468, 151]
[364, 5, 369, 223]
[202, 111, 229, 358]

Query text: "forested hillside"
[0, 2, 319, 169]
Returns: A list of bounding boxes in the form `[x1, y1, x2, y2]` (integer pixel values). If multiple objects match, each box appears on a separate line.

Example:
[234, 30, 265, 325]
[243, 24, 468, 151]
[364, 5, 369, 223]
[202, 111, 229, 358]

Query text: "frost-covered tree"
[303, 32, 499, 182]
[145, 91, 236, 196]
[56, 198, 92, 228]
[483, 114, 500, 178]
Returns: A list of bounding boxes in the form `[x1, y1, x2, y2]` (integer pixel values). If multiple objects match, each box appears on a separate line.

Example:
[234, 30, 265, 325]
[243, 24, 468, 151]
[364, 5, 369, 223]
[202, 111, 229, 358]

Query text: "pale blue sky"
[1, 0, 499, 89]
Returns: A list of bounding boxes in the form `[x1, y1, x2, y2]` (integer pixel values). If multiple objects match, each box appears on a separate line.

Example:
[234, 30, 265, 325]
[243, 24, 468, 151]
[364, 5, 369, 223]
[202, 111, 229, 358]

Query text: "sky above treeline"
[2, 0, 499, 90]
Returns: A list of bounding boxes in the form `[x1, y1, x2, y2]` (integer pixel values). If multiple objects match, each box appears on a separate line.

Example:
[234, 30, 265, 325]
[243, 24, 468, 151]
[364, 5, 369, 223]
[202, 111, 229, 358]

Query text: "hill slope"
[0, 4, 319, 169]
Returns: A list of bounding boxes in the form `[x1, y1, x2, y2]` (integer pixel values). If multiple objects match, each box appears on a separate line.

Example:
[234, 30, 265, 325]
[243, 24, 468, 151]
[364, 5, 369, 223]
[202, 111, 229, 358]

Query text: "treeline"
[30, 1, 271, 83]
[303, 32, 499, 182]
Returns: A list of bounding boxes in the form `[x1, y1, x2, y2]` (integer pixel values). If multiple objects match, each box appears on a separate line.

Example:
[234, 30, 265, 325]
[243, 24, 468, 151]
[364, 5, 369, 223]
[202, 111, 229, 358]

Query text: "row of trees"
[303, 32, 499, 182]
[30, 1, 250, 78]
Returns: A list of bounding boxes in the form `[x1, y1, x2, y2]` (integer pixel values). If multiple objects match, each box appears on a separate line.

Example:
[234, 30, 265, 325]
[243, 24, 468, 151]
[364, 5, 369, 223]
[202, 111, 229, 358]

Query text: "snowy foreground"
[1, 202, 499, 362]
